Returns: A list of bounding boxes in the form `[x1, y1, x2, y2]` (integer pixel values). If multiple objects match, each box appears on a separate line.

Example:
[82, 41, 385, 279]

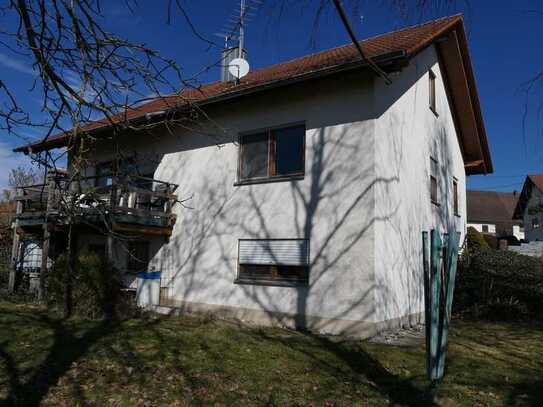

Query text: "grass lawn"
[0, 302, 541, 406]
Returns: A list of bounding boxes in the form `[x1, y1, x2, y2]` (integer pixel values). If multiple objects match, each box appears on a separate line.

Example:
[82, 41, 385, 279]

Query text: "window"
[429, 70, 437, 114]
[453, 179, 459, 216]
[236, 239, 309, 286]
[95, 162, 114, 188]
[239, 124, 305, 183]
[127, 241, 150, 272]
[430, 157, 439, 205]
[482, 225, 489, 233]
[533, 217, 540, 229]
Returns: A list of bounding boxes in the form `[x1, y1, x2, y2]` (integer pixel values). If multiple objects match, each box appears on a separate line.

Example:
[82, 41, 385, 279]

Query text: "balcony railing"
[15, 174, 178, 230]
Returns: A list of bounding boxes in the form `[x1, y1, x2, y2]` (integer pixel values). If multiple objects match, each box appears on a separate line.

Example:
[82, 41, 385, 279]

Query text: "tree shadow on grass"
[0, 311, 117, 407]
[247, 327, 431, 406]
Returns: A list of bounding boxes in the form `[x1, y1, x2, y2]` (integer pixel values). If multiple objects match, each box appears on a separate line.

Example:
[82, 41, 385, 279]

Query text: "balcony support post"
[38, 175, 56, 302]
[8, 190, 23, 293]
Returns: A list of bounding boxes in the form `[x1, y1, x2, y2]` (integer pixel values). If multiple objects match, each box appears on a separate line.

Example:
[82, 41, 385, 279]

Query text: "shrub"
[455, 249, 543, 319]
[47, 251, 135, 319]
[482, 233, 498, 249]
[466, 226, 489, 252]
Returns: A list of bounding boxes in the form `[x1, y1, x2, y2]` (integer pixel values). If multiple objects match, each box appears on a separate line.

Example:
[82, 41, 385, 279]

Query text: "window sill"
[234, 278, 308, 288]
[430, 106, 439, 117]
[454, 213, 461, 218]
[431, 200, 440, 207]
[234, 174, 305, 186]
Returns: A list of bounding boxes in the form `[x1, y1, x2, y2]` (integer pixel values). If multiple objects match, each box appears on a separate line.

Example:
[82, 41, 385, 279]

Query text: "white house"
[13, 15, 492, 337]
[467, 190, 524, 241]
[513, 175, 543, 242]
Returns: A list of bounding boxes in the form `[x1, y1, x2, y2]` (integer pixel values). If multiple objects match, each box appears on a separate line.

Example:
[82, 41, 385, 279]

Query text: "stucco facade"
[75, 44, 466, 337]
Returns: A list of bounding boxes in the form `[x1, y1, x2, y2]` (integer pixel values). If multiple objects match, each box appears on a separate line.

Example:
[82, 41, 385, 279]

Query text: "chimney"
[221, 46, 247, 82]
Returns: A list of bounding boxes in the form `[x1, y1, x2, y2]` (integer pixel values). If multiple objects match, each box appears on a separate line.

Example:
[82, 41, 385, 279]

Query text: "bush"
[466, 227, 489, 252]
[482, 233, 498, 249]
[455, 249, 543, 319]
[47, 251, 135, 319]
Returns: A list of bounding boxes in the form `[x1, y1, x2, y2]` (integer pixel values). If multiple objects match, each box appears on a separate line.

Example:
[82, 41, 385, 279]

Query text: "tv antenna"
[215, 0, 262, 80]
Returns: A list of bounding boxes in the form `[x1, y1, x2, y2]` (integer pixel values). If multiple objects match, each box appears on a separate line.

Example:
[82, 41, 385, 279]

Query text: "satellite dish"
[228, 57, 250, 79]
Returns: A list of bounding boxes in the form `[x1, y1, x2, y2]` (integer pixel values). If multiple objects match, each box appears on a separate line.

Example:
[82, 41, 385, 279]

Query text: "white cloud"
[0, 52, 36, 76]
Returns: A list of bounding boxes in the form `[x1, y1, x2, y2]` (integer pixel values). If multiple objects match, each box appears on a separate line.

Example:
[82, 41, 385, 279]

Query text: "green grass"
[0, 302, 541, 406]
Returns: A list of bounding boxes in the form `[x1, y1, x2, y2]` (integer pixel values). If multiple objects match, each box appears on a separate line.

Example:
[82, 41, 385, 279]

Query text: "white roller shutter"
[238, 239, 310, 266]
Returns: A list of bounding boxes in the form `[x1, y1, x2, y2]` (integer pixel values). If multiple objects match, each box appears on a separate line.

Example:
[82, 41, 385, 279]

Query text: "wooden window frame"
[429, 70, 438, 116]
[453, 178, 460, 216]
[235, 238, 310, 287]
[236, 264, 309, 287]
[236, 123, 306, 186]
[95, 160, 115, 188]
[430, 157, 439, 207]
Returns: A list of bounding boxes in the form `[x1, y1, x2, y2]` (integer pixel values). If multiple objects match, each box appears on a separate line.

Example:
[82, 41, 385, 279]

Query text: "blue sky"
[1, 0, 542, 192]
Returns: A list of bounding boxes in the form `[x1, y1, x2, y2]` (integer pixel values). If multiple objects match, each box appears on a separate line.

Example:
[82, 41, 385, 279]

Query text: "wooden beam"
[464, 159, 484, 168]
[112, 222, 173, 237]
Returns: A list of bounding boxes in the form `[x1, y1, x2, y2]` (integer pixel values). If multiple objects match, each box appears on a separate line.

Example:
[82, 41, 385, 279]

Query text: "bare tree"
[0, 165, 40, 202]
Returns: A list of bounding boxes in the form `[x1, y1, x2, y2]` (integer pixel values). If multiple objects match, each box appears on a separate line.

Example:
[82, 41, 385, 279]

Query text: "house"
[513, 175, 543, 242]
[11, 15, 492, 337]
[467, 190, 524, 241]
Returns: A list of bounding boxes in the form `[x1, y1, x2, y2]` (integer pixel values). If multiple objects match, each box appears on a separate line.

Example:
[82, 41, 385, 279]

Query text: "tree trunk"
[64, 221, 75, 319]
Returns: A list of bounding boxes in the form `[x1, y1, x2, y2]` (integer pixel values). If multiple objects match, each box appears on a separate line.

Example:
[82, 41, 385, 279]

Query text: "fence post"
[424, 229, 461, 401]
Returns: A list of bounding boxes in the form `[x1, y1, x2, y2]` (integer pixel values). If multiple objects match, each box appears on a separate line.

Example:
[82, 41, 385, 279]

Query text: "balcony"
[15, 174, 178, 236]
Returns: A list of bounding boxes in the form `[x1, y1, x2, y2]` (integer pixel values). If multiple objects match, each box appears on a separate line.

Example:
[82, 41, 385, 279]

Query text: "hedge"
[455, 249, 543, 319]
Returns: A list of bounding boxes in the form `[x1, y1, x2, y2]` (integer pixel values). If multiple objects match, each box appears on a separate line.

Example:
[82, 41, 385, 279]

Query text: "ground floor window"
[236, 239, 310, 286]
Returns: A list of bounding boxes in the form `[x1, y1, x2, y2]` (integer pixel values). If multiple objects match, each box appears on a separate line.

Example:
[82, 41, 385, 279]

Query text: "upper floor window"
[238, 124, 305, 184]
[453, 178, 459, 216]
[95, 161, 114, 188]
[429, 70, 437, 115]
[430, 157, 439, 206]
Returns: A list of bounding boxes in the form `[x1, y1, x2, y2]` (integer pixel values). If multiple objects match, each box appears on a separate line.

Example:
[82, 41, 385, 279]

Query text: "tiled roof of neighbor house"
[13, 14, 492, 174]
[513, 174, 543, 219]
[526, 174, 543, 192]
[467, 190, 520, 223]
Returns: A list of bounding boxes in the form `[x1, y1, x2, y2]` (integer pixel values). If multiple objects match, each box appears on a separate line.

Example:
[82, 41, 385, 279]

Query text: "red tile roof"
[527, 174, 543, 193]
[15, 15, 463, 151]
[467, 190, 520, 223]
[14, 13, 491, 175]
[467, 190, 522, 236]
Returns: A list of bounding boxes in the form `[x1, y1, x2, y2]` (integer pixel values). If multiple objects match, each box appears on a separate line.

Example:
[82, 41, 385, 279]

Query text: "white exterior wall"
[373, 46, 466, 324]
[467, 222, 496, 235]
[513, 225, 525, 241]
[80, 46, 468, 335]
[87, 72, 379, 335]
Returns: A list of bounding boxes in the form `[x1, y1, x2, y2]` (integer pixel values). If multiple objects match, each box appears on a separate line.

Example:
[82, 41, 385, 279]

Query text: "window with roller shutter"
[236, 239, 310, 286]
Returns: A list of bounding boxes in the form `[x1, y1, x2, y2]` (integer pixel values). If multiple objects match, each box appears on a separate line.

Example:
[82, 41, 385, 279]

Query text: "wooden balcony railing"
[15, 174, 178, 230]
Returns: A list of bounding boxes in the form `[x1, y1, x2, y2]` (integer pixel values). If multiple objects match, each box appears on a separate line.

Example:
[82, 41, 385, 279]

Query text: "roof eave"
[435, 21, 492, 176]
[14, 50, 408, 154]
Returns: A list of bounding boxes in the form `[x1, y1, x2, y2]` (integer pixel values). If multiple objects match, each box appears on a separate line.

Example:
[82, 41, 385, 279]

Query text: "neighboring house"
[467, 190, 524, 241]
[513, 175, 543, 242]
[11, 15, 492, 337]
